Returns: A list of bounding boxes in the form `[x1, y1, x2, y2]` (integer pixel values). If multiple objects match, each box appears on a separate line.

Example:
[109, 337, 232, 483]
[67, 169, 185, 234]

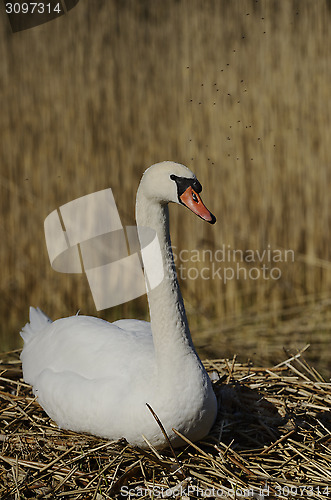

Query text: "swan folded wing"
[112, 319, 152, 335]
[33, 368, 136, 438]
[21, 315, 155, 387]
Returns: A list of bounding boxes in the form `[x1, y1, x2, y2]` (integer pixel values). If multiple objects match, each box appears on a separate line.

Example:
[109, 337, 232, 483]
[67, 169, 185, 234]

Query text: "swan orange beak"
[180, 186, 216, 224]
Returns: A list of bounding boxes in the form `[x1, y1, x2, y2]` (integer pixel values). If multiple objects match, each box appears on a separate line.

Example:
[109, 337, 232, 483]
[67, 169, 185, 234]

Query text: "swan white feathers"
[20, 161, 217, 449]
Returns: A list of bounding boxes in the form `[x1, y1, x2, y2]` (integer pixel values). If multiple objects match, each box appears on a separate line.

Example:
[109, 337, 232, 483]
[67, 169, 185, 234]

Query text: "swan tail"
[20, 307, 52, 343]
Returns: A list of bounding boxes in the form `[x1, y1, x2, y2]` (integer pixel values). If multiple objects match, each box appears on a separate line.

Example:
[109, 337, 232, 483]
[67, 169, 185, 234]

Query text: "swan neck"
[135, 191, 196, 365]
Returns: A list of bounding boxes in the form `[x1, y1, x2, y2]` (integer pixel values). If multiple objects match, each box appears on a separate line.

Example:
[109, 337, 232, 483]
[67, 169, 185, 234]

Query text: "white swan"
[20, 161, 217, 449]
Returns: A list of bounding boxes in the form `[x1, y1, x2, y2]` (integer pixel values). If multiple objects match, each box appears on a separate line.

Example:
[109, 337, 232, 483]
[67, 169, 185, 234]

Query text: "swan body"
[21, 162, 217, 449]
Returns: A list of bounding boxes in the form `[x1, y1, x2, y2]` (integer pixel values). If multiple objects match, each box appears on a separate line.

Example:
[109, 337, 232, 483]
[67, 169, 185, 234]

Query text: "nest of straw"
[0, 347, 330, 499]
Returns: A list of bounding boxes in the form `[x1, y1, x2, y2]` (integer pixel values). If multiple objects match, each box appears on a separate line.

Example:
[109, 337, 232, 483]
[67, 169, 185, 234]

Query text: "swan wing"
[21, 310, 155, 386]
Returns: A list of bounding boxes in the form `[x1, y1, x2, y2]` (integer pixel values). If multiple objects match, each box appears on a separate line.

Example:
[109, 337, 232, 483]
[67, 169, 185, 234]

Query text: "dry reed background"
[0, 1, 330, 373]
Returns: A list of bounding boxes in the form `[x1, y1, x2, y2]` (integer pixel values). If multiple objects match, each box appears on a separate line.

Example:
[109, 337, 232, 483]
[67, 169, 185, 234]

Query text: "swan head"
[139, 161, 216, 224]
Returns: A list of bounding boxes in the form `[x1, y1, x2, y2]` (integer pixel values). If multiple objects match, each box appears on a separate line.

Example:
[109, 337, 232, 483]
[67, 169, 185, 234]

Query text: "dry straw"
[0, 346, 330, 499]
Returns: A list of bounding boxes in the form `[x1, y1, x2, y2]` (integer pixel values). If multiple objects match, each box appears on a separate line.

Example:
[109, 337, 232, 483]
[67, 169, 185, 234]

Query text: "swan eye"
[192, 191, 198, 203]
